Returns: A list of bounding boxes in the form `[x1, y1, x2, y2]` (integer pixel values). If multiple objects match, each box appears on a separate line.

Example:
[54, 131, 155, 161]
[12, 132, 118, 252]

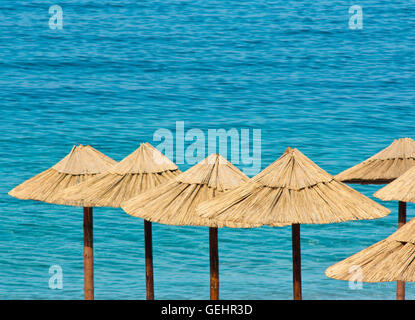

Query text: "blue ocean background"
[1, 0, 415, 299]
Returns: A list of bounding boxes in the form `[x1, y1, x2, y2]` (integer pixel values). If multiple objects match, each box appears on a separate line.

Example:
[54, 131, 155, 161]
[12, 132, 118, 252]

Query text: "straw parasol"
[56, 142, 181, 300]
[336, 137, 415, 299]
[8, 144, 117, 300]
[373, 164, 415, 299]
[196, 147, 390, 299]
[326, 217, 415, 295]
[335, 138, 415, 185]
[122, 154, 260, 300]
[375, 164, 415, 203]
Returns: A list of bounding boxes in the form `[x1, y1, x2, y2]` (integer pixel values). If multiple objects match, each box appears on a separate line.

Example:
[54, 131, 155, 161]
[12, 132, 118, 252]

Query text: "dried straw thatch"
[326, 217, 415, 282]
[9, 145, 117, 204]
[336, 138, 415, 184]
[196, 147, 390, 226]
[374, 165, 415, 203]
[122, 154, 261, 228]
[56, 143, 181, 207]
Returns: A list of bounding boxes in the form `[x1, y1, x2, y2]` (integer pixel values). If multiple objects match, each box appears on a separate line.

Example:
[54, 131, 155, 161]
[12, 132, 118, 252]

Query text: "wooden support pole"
[144, 220, 154, 300]
[209, 227, 219, 300]
[397, 201, 407, 300]
[398, 201, 407, 228]
[292, 223, 302, 300]
[83, 207, 94, 300]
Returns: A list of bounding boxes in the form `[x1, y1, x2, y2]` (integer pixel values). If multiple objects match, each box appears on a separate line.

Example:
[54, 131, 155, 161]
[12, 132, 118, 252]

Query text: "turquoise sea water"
[1, 1, 415, 299]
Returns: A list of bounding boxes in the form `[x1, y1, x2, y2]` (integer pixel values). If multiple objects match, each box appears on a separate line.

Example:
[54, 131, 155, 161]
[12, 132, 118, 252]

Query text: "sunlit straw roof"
[336, 138, 415, 184]
[326, 217, 415, 282]
[9, 145, 117, 204]
[122, 154, 261, 228]
[55, 142, 181, 207]
[374, 164, 415, 203]
[196, 147, 390, 226]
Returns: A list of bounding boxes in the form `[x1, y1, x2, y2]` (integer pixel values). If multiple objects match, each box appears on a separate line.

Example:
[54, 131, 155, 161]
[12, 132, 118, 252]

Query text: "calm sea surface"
[0, 0, 415, 299]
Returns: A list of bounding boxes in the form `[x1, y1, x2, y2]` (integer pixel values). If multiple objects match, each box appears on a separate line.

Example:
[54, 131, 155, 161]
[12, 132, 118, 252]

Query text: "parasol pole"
[292, 223, 302, 300]
[144, 220, 154, 300]
[209, 227, 219, 300]
[396, 201, 407, 300]
[83, 207, 94, 300]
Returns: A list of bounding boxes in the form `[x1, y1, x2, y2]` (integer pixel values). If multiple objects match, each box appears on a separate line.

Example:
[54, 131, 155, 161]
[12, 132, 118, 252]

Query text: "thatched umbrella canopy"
[335, 138, 415, 185]
[9, 145, 116, 203]
[56, 142, 181, 300]
[196, 147, 390, 299]
[326, 217, 415, 287]
[122, 154, 260, 299]
[375, 164, 415, 203]
[57, 142, 180, 207]
[336, 137, 415, 299]
[373, 163, 415, 299]
[8, 144, 117, 300]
